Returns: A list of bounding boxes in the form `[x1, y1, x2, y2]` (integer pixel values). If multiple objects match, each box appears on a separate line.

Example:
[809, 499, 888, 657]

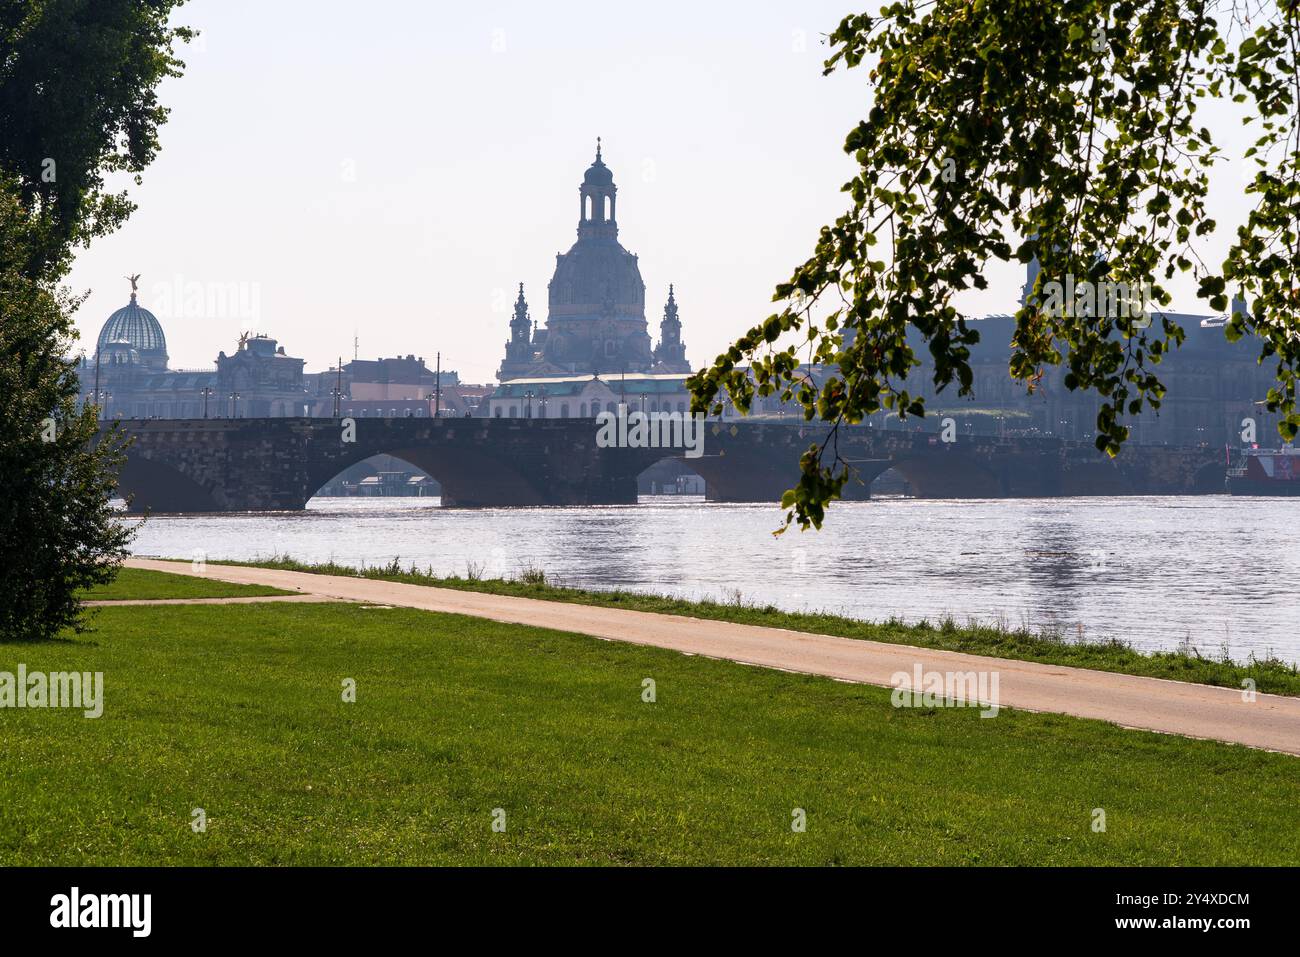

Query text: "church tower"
[496, 141, 690, 381]
[497, 283, 538, 380]
[653, 284, 690, 372]
[540, 139, 651, 376]
[577, 138, 618, 242]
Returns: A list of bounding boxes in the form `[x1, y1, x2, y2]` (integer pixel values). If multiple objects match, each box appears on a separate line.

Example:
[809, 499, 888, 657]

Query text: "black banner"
[0, 866, 1282, 943]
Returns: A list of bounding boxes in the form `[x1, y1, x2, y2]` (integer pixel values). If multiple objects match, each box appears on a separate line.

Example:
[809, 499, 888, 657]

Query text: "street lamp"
[230, 391, 241, 418]
[201, 386, 213, 419]
[524, 390, 533, 419]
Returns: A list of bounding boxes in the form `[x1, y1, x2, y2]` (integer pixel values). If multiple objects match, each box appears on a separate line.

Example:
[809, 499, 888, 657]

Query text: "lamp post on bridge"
[333, 356, 344, 419]
[230, 391, 241, 419]
[200, 387, 213, 419]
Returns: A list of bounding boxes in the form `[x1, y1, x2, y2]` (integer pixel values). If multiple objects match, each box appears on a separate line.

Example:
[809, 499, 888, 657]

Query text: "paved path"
[126, 558, 1300, 755]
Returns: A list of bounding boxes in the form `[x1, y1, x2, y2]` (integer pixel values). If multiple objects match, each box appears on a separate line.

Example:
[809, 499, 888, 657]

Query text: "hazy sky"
[66, 1, 1253, 382]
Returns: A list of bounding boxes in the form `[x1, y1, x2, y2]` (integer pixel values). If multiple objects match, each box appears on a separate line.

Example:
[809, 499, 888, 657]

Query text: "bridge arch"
[636, 454, 706, 496]
[886, 451, 1006, 498]
[304, 438, 552, 508]
[308, 452, 439, 501]
[115, 450, 221, 513]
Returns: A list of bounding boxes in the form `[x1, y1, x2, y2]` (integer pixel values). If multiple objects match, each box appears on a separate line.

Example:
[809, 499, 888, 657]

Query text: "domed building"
[95, 283, 169, 371]
[78, 275, 310, 419]
[498, 141, 691, 382]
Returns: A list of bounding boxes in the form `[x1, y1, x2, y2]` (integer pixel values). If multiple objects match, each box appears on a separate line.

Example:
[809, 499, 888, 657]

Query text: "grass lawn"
[215, 556, 1300, 697]
[1, 598, 1297, 865]
[81, 567, 293, 601]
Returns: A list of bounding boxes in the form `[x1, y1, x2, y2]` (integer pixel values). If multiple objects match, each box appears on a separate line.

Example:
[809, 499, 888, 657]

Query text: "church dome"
[583, 137, 615, 186]
[583, 156, 614, 186]
[97, 285, 168, 369]
[549, 240, 645, 312]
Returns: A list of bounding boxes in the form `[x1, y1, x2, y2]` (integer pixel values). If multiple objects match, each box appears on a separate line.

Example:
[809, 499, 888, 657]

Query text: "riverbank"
[122, 496, 1300, 664]
[0, 576, 1293, 864]
[209, 554, 1300, 697]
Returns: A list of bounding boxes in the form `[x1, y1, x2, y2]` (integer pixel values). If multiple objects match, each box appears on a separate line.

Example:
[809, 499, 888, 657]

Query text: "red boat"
[1226, 447, 1300, 496]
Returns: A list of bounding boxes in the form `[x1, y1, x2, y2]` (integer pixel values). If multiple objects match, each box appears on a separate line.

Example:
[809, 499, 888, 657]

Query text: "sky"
[66, 0, 1256, 383]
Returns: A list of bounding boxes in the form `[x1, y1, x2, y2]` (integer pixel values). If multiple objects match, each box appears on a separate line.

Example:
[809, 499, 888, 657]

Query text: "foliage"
[0, 0, 193, 279]
[0, 185, 134, 639]
[688, 0, 1300, 530]
[0, 0, 192, 639]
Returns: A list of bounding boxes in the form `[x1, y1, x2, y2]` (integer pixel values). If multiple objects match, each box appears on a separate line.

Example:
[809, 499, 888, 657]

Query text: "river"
[125, 495, 1300, 665]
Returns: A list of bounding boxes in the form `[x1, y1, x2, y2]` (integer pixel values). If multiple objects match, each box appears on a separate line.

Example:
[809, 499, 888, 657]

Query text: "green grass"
[211, 555, 1300, 697]
[1, 600, 1297, 865]
[81, 567, 293, 601]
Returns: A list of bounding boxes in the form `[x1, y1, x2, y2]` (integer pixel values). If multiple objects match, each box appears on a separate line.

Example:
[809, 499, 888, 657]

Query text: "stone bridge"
[96, 417, 1227, 512]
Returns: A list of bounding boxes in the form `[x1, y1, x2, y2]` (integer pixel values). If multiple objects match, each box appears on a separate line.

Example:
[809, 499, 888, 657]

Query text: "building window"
[494, 407, 502, 418]
[509, 405, 517, 417]
[677, 402, 686, 413]
[560, 403, 569, 418]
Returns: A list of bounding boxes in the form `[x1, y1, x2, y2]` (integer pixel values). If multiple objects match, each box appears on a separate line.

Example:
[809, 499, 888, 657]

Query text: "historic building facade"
[77, 278, 311, 419]
[214, 334, 308, 417]
[308, 355, 491, 418]
[485, 372, 694, 419]
[497, 142, 692, 383]
[491, 142, 693, 416]
[77, 278, 491, 421]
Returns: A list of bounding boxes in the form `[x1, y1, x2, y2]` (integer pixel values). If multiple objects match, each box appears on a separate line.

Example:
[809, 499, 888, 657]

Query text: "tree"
[0, 0, 192, 640]
[687, 0, 1300, 531]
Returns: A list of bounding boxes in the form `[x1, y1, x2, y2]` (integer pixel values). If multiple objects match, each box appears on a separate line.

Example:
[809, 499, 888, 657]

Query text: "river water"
[125, 495, 1300, 665]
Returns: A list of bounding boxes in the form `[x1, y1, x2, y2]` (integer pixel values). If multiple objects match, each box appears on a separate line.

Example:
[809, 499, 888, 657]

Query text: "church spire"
[653, 284, 689, 372]
[507, 283, 531, 351]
